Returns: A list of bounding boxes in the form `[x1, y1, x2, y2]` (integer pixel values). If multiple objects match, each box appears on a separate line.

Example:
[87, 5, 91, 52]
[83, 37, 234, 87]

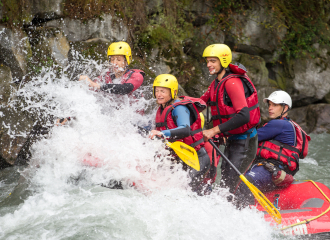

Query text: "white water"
[0, 58, 288, 239]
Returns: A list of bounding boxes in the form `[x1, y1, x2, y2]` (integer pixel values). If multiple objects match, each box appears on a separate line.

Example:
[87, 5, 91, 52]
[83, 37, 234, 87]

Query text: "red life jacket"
[155, 96, 206, 151]
[208, 63, 260, 137]
[98, 69, 145, 114]
[257, 119, 311, 173]
[102, 69, 144, 84]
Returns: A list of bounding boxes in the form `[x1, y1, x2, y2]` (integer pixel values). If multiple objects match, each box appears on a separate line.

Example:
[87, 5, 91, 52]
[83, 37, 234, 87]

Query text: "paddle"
[208, 139, 282, 224]
[136, 125, 200, 171]
[166, 141, 200, 171]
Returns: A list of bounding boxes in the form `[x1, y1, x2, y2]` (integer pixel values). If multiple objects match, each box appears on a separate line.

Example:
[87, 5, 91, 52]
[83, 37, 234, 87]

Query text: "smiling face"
[268, 101, 289, 119]
[206, 57, 221, 75]
[154, 86, 172, 106]
[109, 55, 127, 73]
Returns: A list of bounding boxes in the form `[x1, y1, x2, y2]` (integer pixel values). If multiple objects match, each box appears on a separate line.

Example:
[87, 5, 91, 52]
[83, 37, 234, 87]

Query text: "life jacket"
[155, 96, 206, 151]
[98, 68, 145, 114]
[208, 63, 260, 137]
[103, 69, 144, 85]
[257, 119, 311, 174]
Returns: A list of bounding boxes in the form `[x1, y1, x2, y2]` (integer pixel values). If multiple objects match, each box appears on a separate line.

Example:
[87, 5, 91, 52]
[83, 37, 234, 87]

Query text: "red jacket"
[97, 69, 144, 96]
[201, 63, 260, 137]
[155, 96, 206, 151]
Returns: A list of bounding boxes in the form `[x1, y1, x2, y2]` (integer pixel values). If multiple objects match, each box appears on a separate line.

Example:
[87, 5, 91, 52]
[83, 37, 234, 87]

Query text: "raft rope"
[280, 180, 330, 231]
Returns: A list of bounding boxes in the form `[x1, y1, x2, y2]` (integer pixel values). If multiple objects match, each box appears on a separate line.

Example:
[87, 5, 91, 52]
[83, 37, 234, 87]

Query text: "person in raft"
[79, 41, 144, 97]
[200, 44, 261, 205]
[148, 74, 211, 193]
[245, 90, 311, 194]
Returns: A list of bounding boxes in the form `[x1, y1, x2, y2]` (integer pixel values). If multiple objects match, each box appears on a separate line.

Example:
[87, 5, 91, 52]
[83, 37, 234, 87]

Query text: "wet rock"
[28, 27, 70, 68]
[290, 45, 330, 106]
[290, 104, 330, 134]
[232, 52, 274, 119]
[29, 0, 63, 17]
[325, 91, 330, 104]
[0, 65, 35, 168]
[0, 104, 35, 168]
[20, 0, 64, 25]
[45, 14, 128, 42]
[189, 0, 213, 27]
[0, 26, 32, 81]
[227, 2, 286, 59]
[68, 38, 111, 63]
[0, 65, 13, 105]
[146, 0, 163, 15]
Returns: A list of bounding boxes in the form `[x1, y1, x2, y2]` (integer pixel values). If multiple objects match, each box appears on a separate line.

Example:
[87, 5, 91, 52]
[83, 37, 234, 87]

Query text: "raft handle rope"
[280, 180, 330, 231]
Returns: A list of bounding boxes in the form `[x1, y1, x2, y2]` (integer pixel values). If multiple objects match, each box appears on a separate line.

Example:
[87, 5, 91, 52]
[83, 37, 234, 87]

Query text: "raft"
[254, 180, 330, 238]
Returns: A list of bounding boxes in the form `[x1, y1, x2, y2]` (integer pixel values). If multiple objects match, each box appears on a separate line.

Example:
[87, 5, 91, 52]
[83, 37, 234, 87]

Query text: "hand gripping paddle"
[136, 125, 200, 171]
[208, 139, 282, 224]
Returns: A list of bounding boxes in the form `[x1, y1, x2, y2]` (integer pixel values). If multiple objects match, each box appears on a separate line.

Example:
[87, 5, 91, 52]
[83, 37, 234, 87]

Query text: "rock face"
[232, 52, 275, 119]
[0, 26, 32, 81]
[28, 27, 70, 67]
[290, 104, 330, 134]
[0, 65, 34, 168]
[290, 47, 330, 106]
[227, 2, 286, 59]
[0, 65, 13, 104]
[45, 14, 128, 42]
[21, 0, 64, 25]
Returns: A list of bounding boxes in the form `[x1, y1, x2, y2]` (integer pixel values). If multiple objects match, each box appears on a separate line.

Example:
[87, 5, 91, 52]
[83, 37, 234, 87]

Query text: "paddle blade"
[166, 141, 200, 171]
[240, 175, 282, 224]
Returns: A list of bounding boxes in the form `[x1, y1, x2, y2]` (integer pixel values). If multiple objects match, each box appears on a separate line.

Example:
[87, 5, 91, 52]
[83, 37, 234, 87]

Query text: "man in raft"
[200, 44, 261, 205]
[79, 41, 144, 97]
[149, 74, 211, 194]
[245, 90, 311, 193]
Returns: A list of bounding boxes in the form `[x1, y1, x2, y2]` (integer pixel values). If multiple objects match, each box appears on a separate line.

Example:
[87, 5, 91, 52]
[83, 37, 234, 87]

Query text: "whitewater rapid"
[0, 58, 297, 239]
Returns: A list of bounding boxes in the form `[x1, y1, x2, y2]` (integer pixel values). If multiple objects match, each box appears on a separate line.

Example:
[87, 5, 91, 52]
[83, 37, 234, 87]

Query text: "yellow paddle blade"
[240, 175, 282, 224]
[166, 141, 200, 171]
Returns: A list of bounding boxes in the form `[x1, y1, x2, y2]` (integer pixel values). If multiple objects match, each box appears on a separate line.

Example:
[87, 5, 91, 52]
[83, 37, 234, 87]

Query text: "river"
[0, 59, 329, 240]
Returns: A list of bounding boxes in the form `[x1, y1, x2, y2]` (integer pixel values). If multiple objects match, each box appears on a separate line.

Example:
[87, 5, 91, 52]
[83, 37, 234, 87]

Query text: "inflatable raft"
[254, 180, 330, 238]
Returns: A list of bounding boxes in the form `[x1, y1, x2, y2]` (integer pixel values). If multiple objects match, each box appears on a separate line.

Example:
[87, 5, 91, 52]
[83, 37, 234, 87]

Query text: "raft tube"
[254, 181, 330, 238]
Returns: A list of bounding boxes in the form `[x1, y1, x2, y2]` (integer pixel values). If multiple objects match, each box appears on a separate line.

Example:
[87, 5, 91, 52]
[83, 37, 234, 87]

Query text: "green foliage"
[136, 1, 193, 54]
[208, 0, 330, 59]
[269, 0, 330, 59]
[207, 0, 252, 32]
[0, 0, 20, 25]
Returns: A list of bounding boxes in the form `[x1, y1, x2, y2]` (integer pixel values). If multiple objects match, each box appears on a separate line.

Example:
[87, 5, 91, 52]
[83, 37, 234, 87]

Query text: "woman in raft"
[148, 74, 211, 194]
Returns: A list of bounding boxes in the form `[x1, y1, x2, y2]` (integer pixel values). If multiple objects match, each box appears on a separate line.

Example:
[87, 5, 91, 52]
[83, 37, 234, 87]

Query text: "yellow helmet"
[153, 74, 178, 99]
[199, 112, 205, 129]
[202, 44, 232, 68]
[107, 41, 132, 65]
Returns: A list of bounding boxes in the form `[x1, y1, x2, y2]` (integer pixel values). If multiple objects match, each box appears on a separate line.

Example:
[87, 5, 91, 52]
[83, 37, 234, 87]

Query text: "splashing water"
[0, 57, 285, 239]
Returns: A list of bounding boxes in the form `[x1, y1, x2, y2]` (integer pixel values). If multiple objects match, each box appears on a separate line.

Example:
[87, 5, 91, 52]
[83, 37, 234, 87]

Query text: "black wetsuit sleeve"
[169, 125, 191, 140]
[100, 83, 134, 95]
[218, 106, 250, 133]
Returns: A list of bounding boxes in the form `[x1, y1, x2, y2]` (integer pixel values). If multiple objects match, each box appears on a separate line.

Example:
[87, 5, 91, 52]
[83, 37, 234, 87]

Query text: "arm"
[79, 75, 101, 89]
[100, 71, 144, 94]
[149, 105, 191, 139]
[162, 105, 191, 139]
[100, 83, 134, 95]
[257, 120, 295, 146]
[257, 121, 282, 142]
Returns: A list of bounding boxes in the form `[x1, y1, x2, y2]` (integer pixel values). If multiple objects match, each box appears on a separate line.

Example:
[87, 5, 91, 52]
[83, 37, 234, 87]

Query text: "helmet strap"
[277, 105, 290, 119]
[216, 65, 224, 76]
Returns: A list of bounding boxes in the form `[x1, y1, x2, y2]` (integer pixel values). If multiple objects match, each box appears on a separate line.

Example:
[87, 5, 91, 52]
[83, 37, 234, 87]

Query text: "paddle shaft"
[208, 139, 242, 176]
